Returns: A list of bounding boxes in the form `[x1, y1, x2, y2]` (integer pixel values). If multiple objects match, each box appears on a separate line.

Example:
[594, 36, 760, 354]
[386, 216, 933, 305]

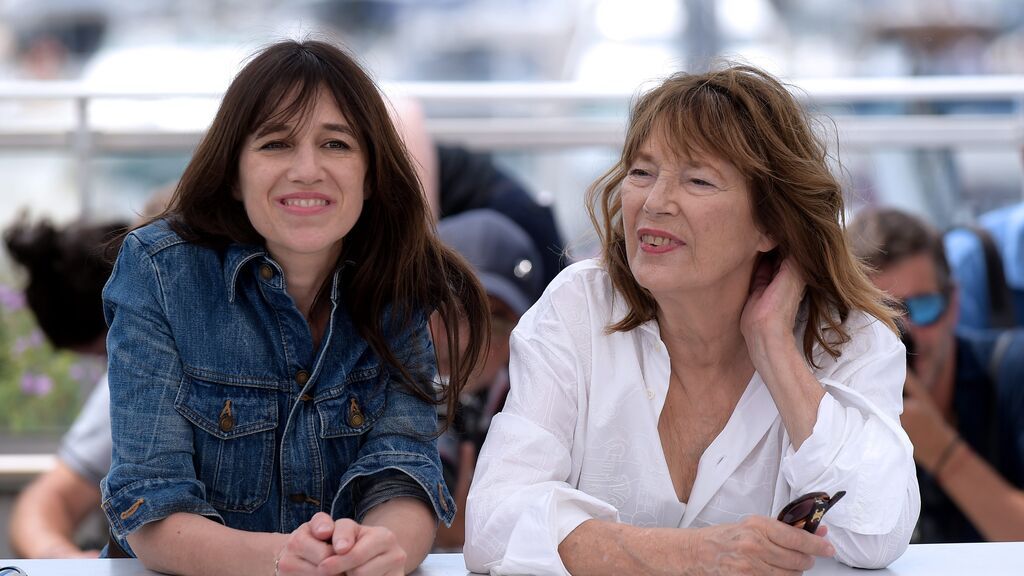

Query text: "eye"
[258, 140, 288, 150]
[690, 178, 714, 187]
[627, 168, 652, 178]
[324, 139, 353, 150]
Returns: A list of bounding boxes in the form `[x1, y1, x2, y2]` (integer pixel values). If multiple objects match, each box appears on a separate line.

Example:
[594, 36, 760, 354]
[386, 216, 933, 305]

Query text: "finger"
[309, 511, 336, 541]
[323, 526, 400, 574]
[332, 518, 361, 555]
[760, 540, 816, 573]
[321, 545, 406, 576]
[285, 521, 336, 567]
[766, 521, 835, 558]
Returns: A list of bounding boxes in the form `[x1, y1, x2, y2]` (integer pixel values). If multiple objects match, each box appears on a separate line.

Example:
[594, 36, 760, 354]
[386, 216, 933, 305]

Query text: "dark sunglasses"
[897, 292, 948, 327]
[777, 491, 846, 533]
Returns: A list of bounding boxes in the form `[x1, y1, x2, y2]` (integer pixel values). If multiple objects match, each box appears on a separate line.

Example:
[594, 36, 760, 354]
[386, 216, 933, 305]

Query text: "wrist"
[931, 434, 962, 480]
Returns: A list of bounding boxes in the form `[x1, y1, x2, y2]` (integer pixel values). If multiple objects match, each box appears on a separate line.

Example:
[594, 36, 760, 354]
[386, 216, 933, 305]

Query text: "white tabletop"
[3, 543, 1024, 575]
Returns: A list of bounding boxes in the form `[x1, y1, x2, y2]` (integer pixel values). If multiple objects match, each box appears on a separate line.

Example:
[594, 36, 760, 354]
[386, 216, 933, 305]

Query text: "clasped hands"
[276, 512, 406, 576]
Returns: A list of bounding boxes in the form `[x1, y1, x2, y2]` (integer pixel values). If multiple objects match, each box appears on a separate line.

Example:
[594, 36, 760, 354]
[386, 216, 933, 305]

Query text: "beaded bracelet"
[933, 435, 962, 480]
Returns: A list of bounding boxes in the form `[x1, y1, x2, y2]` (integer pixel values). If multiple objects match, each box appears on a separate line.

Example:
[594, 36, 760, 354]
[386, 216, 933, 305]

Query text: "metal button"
[294, 370, 310, 386]
[299, 393, 313, 402]
[348, 398, 365, 427]
[260, 264, 274, 280]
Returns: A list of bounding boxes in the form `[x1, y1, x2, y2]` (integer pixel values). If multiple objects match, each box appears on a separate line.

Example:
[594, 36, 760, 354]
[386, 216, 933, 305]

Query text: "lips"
[277, 193, 332, 215]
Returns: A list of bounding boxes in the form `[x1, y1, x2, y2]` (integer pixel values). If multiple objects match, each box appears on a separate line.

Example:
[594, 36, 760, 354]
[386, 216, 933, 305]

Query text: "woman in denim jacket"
[100, 40, 489, 576]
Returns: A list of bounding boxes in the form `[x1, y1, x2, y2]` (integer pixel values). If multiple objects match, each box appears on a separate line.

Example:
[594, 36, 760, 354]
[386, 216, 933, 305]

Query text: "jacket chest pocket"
[315, 365, 387, 438]
[175, 376, 279, 513]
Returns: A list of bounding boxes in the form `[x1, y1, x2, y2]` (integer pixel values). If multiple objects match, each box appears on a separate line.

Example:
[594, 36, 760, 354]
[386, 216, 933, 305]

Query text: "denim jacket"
[100, 220, 454, 554]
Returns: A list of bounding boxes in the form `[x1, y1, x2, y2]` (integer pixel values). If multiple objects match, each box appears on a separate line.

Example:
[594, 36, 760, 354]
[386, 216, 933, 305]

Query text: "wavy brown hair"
[142, 39, 488, 423]
[587, 64, 899, 364]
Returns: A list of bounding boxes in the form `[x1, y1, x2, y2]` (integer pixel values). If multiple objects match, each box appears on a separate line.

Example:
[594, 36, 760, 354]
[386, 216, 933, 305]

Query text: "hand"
[274, 512, 336, 576]
[317, 519, 407, 576]
[901, 371, 958, 472]
[695, 516, 835, 575]
[741, 255, 806, 358]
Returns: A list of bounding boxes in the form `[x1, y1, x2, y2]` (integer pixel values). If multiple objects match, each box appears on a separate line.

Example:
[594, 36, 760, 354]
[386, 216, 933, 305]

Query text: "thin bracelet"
[933, 435, 962, 480]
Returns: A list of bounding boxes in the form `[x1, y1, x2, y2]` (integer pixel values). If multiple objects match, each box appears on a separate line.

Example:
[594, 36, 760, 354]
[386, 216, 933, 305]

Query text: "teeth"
[284, 198, 327, 208]
[641, 234, 672, 246]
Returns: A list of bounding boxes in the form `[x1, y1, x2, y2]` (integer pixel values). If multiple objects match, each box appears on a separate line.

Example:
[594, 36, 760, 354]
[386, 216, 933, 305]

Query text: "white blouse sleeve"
[780, 313, 920, 569]
[464, 278, 618, 575]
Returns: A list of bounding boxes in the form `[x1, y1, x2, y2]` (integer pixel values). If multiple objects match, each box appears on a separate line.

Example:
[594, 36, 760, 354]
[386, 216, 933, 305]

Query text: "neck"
[929, 337, 958, 420]
[655, 283, 750, 373]
[273, 252, 337, 320]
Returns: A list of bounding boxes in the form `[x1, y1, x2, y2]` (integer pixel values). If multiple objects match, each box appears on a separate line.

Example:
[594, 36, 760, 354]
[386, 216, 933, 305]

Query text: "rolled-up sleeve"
[779, 315, 920, 569]
[100, 234, 222, 552]
[331, 320, 454, 526]
[465, 286, 617, 576]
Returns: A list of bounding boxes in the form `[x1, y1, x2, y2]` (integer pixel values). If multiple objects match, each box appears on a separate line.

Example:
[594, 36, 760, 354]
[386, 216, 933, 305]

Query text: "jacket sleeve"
[464, 287, 618, 576]
[100, 234, 222, 554]
[779, 313, 920, 569]
[332, 316, 456, 527]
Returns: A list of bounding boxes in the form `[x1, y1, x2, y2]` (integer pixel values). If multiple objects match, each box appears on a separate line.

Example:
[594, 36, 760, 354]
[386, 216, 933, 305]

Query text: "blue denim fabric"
[100, 220, 454, 555]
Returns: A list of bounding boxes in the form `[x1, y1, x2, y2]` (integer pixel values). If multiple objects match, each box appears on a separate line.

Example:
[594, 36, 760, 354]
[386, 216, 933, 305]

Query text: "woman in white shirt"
[464, 64, 919, 575]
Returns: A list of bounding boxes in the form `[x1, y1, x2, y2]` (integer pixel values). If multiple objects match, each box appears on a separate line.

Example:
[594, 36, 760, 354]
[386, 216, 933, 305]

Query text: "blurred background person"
[5, 217, 127, 558]
[429, 209, 545, 550]
[849, 207, 1024, 543]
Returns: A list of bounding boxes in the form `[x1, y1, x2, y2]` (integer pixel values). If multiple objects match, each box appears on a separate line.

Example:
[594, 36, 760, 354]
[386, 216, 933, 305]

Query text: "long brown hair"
[587, 64, 898, 364]
[144, 39, 488, 421]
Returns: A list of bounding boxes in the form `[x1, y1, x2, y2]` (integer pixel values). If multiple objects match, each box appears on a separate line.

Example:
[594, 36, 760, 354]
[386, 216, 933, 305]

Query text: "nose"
[642, 175, 676, 216]
[287, 144, 324, 185]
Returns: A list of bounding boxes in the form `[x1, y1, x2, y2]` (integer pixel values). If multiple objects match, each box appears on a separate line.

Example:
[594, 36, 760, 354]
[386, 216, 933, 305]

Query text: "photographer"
[849, 207, 1024, 542]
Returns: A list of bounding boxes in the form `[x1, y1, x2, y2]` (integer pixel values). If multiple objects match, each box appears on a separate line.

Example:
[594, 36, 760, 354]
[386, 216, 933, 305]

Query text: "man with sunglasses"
[849, 207, 1024, 543]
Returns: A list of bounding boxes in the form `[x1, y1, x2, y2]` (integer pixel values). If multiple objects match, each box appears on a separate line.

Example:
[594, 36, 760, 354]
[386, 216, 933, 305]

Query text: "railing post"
[73, 95, 93, 219]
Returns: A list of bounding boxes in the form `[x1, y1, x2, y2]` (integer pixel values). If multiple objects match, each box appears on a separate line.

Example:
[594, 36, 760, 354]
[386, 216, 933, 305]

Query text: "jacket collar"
[223, 242, 353, 304]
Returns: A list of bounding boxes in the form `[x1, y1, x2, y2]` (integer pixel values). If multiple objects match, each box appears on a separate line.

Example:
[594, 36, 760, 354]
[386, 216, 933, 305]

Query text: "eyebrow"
[254, 122, 356, 139]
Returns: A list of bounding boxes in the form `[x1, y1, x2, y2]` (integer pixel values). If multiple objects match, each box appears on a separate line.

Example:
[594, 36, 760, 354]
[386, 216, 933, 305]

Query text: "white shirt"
[465, 260, 920, 575]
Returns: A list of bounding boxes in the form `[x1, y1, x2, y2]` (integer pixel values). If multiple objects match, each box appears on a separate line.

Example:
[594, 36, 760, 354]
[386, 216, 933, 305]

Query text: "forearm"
[559, 519, 692, 576]
[11, 480, 82, 557]
[127, 512, 287, 576]
[11, 464, 102, 558]
[939, 442, 1024, 541]
[752, 336, 824, 448]
[362, 497, 436, 573]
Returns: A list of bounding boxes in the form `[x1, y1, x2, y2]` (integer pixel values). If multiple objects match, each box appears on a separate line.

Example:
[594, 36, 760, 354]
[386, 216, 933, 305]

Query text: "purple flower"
[12, 330, 44, 356]
[0, 285, 25, 311]
[20, 372, 54, 396]
[69, 358, 105, 385]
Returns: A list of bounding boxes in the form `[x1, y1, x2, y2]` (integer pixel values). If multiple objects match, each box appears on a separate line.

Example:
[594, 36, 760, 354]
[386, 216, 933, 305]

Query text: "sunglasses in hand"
[777, 491, 846, 534]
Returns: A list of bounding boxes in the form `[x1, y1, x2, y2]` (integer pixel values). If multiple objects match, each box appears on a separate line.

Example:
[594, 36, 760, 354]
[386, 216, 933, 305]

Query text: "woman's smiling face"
[620, 134, 775, 300]
[237, 86, 367, 270]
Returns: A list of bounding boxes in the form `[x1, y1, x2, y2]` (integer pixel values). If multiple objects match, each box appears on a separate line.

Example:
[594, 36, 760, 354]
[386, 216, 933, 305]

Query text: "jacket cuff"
[102, 476, 223, 543]
[333, 451, 456, 527]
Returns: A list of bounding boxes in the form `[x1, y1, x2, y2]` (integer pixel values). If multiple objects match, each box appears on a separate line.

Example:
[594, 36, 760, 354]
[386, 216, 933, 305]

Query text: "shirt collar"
[223, 242, 355, 304]
[224, 243, 268, 303]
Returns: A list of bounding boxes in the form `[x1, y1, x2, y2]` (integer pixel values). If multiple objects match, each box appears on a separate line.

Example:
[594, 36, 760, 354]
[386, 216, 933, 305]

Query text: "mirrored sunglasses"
[777, 491, 846, 534]
[899, 292, 948, 327]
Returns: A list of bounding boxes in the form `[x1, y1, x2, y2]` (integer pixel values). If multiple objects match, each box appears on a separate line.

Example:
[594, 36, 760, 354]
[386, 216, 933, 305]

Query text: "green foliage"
[0, 283, 104, 435]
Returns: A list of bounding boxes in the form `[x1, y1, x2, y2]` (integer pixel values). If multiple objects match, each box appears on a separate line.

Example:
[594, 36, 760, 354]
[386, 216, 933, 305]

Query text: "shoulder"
[518, 259, 617, 332]
[811, 309, 903, 374]
[123, 219, 189, 256]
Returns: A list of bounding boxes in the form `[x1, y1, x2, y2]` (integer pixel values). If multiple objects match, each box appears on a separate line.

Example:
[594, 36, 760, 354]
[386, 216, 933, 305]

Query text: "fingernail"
[826, 544, 836, 556]
[335, 539, 350, 550]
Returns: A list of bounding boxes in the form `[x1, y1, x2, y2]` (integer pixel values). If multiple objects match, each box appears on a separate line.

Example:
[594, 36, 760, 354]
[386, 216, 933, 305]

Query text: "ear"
[756, 232, 778, 253]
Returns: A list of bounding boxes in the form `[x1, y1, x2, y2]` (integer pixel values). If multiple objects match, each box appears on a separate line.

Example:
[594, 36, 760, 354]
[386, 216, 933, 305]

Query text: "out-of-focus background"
[2, 0, 1024, 555]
